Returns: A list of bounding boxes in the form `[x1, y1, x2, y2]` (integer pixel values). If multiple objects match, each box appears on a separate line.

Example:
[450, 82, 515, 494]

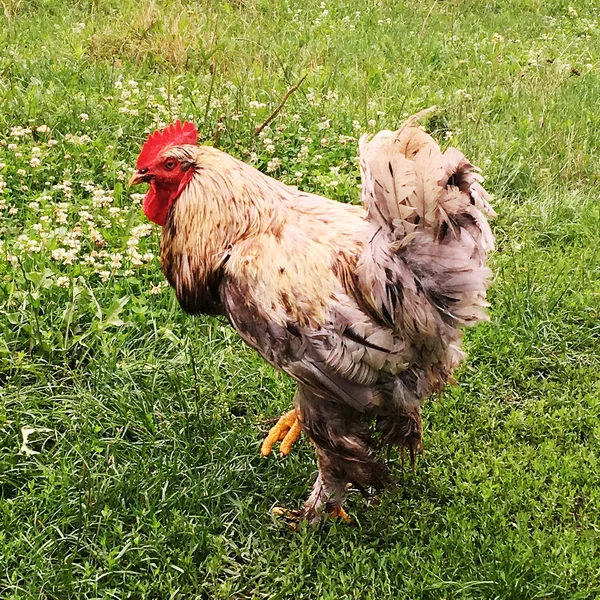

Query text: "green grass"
[1, 0, 600, 597]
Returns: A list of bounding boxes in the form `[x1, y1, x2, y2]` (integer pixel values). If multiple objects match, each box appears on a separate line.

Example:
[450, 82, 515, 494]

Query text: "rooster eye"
[164, 160, 177, 171]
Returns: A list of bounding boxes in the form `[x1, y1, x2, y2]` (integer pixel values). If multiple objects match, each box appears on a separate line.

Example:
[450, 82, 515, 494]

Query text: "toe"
[279, 419, 301, 456]
[260, 409, 300, 457]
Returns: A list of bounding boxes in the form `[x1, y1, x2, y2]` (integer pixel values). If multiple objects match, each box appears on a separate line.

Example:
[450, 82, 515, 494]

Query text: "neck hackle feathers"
[137, 120, 198, 168]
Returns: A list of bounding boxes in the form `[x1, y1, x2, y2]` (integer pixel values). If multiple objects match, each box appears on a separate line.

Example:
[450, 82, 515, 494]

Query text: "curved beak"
[129, 170, 149, 187]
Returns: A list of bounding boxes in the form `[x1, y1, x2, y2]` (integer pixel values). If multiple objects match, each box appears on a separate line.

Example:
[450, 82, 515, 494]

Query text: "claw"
[261, 409, 301, 457]
[330, 506, 352, 524]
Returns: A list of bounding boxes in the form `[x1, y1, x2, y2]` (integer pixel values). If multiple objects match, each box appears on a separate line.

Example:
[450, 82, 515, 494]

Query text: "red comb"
[136, 120, 198, 168]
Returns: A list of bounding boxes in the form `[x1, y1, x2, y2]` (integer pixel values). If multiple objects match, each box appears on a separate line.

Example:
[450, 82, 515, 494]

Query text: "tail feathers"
[358, 111, 495, 332]
[359, 111, 495, 248]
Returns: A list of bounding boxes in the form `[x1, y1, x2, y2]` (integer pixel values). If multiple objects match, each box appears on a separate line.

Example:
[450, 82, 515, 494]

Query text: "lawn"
[1, 0, 600, 598]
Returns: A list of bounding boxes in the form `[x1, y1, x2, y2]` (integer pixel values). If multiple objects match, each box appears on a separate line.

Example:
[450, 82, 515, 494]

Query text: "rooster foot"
[260, 409, 301, 457]
[272, 505, 352, 528]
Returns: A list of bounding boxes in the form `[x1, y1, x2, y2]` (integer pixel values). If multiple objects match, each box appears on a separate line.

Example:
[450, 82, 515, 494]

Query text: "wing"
[220, 223, 409, 412]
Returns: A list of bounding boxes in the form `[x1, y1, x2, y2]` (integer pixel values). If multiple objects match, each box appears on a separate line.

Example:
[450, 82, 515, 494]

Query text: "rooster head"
[129, 120, 198, 226]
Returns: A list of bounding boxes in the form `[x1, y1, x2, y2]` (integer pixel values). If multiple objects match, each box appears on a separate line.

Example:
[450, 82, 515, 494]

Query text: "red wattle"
[143, 186, 171, 226]
[141, 171, 194, 227]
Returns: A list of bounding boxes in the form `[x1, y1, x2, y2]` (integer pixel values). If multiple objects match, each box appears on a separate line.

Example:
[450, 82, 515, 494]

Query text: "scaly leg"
[260, 408, 302, 457]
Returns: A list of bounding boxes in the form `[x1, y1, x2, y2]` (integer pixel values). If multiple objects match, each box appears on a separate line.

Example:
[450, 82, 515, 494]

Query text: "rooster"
[129, 111, 495, 523]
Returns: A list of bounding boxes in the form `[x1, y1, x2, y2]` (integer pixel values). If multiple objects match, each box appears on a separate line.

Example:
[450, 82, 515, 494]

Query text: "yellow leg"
[261, 409, 302, 457]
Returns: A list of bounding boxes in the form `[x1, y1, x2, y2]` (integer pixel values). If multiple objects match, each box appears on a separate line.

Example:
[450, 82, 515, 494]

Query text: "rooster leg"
[298, 391, 389, 524]
[260, 408, 302, 457]
[272, 502, 351, 526]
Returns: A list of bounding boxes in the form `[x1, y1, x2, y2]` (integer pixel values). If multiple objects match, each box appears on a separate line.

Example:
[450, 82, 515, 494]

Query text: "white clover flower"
[320, 138, 329, 147]
[89, 228, 105, 245]
[80, 113, 89, 122]
[47, 139, 58, 147]
[568, 6, 577, 17]
[455, 89, 472, 101]
[36, 124, 51, 134]
[266, 158, 281, 172]
[130, 192, 146, 204]
[9, 205, 18, 215]
[110, 253, 123, 269]
[128, 248, 144, 266]
[30, 157, 41, 168]
[28, 201, 40, 210]
[444, 130, 454, 140]
[150, 283, 162, 294]
[56, 276, 70, 288]
[98, 270, 111, 282]
[131, 223, 153, 237]
[10, 126, 31, 138]
[368, 119, 376, 128]
[491, 33, 505, 44]
[8, 143, 18, 151]
[337, 134, 356, 145]
[54, 208, 68, 224]
[319, 119, 331, 129]
[297, 145, 309, 161]
[249, 100, 266, 110]
[17, 234, 42, 253]
[17, 169, 26, 176]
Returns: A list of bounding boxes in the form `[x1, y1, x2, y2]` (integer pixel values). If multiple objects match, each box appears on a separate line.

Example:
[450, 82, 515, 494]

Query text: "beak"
[129, 170, 148, 187]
